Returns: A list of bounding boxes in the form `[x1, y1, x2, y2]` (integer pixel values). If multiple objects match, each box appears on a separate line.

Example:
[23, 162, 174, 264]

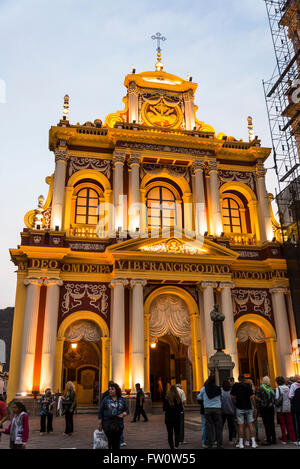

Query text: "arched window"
[146, 186, 176, 229]
[75, 187, 101, 225]
[222, 197, 242, 233]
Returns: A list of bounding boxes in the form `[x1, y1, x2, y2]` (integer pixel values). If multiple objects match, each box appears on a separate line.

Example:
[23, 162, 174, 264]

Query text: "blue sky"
[0, 0, 276, 307]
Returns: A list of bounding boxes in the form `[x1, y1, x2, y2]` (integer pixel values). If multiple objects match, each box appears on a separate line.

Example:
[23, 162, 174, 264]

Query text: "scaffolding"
[263, 0, 300, 239]
[263, 0, 300, 337]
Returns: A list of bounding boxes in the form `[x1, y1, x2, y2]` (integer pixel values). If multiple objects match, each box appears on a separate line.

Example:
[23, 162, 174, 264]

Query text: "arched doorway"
[237, 321, 269, 387]
[150, 336, 192, 402]
[148, 293, 194, 403]
[63, 320, 102, 406]
[55, 311, 110, 405]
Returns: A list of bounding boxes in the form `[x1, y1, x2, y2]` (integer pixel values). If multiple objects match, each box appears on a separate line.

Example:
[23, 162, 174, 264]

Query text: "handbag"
[93, 429, 108, 449]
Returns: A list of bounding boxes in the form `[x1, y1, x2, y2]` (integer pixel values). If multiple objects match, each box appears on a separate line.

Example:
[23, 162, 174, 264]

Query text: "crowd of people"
[197, 373, 300, 449]
[0, 381, 77, 448]
[0, 374, 299, 450]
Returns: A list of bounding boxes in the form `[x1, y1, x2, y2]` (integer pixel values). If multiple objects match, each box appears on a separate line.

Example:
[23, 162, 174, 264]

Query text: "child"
[0, 401, 29, 449]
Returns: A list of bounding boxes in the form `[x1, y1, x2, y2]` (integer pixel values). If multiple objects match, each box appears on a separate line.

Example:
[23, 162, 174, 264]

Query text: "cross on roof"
[151, 32, 166, 53]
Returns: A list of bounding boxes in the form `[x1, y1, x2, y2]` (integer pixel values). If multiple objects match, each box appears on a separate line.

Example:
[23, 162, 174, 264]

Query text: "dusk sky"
[0, 0, 277, 308]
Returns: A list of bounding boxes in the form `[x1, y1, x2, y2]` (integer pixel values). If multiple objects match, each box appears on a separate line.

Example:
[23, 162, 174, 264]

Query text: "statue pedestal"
[208, 351, 235, 386]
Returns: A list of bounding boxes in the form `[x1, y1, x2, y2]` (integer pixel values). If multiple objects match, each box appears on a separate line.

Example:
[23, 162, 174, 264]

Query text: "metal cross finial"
[151, 32, 166, 53]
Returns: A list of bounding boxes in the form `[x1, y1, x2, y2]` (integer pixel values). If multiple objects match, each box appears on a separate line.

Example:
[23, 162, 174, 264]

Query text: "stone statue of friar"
[210, 304, 225, 352]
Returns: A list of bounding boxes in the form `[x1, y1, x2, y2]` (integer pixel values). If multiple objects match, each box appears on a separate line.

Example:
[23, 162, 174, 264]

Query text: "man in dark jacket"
[131, 383, 148, 422]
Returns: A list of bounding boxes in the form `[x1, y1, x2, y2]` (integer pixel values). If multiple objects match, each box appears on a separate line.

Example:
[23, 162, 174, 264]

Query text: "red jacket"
[0, 401, 7, 420]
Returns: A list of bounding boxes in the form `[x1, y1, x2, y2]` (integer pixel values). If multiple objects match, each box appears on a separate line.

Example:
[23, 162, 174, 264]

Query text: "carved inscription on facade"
[232, 270, 287, 281]
[115, 259, 230, 274]
[28, 259, 112, 273]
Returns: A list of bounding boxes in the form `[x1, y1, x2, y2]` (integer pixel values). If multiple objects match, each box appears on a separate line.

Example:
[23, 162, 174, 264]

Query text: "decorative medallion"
[141, 97, 183, 128]
[33, 235, 42, 244]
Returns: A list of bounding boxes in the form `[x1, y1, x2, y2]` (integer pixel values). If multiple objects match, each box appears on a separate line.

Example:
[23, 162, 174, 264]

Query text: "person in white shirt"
[275, 376, 296, 444]
[176, 384, 186, 445]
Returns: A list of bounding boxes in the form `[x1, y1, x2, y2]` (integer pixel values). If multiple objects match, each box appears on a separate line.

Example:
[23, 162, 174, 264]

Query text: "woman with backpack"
[275, 376, 296, 445]
[256, 376, 276, 446]
[98, 382, 129, 451]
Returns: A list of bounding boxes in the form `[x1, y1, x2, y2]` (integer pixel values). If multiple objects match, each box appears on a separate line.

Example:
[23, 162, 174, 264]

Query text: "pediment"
[108, 232, 238, 262]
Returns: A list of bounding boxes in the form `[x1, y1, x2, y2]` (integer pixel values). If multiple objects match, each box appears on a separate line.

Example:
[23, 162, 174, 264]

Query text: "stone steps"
[150, 404, 200, 415]
[76, 406, 98, 414]
[76, 404, 201, 415]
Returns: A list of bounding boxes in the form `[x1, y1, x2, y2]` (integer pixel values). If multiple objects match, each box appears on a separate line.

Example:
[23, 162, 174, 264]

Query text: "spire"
[151, 32, 166, 71]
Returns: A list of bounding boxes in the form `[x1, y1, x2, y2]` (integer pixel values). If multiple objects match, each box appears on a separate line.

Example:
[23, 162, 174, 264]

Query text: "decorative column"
[128, 82, 139, 123]
[270, 287, 294, 377]
[220, 282, 239, 379]
[54, 337, 64, 393]
[182, 192, 193, 236]
[140, 189, 147, 236]
[128, 153, 141, 233]
[18, 278, 43, 394]
[256, 162, 273, 242]
[265, 338, 279, 387]
[201, 282, 218, 367]
[286, 291, 298, 351]
[113, 151, 126, 233]
[183, 90, 195, 131]
[207, 161, 223, 236]
[130, 279, 147, 390]
[175, 200, 183, 234]
[193, 160, 207, 236]
[144, 312, 151, 393]
[248, 200, 261, 243]
[50, 148, 68, 230]
[97, 189, 114, 238]
[101, 337, 110, 393]
[40, 278, 63, 392]
[6, 272, 28, 402]
[189, 311, 204, 391]
[110, 279, 129, 390]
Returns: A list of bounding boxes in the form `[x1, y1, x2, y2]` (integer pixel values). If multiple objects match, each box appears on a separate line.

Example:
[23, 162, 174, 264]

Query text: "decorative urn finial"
[247, 116, 254, 142]
[62, 94, 70, 121]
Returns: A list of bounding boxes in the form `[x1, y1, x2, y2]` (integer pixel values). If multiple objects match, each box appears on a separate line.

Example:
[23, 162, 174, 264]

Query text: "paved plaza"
[0, 411, 299, 450]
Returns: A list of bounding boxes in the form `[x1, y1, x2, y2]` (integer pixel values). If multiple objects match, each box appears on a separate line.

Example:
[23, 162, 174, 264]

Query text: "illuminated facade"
[7, 53, 298, 405]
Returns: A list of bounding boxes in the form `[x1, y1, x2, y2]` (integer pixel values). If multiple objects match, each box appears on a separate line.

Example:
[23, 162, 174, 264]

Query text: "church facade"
[7, 55, 299, 405]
